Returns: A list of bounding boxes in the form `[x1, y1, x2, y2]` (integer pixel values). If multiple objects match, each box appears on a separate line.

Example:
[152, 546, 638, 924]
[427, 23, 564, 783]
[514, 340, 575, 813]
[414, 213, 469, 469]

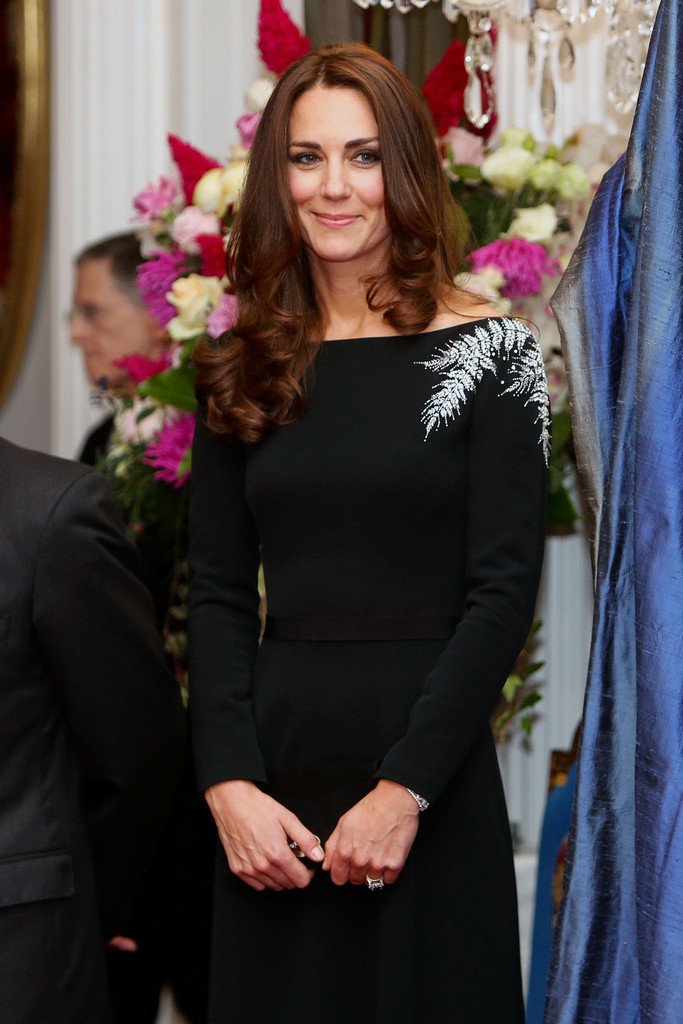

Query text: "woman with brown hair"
[189, 43, 548, 1023]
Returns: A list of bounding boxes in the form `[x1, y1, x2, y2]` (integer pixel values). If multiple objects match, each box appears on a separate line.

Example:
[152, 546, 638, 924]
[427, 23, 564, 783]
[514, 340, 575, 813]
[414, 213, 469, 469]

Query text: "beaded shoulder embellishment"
[416, 317, 551, 465]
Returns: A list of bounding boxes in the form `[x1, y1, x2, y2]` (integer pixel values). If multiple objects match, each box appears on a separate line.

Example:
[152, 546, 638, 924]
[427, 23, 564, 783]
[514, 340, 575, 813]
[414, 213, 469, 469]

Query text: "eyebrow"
[288, 136, 380, 150]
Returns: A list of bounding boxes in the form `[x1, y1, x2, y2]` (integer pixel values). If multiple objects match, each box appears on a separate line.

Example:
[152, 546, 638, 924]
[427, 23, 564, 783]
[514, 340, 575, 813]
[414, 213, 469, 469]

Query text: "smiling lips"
[313, 213, 359, 228]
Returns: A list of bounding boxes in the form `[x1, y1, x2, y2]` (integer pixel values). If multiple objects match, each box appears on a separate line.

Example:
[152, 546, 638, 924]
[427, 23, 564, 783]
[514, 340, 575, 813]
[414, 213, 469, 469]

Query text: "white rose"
[221, 160, 248, 210]
[193, 169, 225, 215]
[193, 162, 247, 216]
[555, 163, 590, 200]
[166, 274, 223, 340]
[499, 128, 537, 152]
[481, 147, 538, 190]
[505, 203, 558, 242]
[527, 158, 563, 191]
[245, 75, 276, 113]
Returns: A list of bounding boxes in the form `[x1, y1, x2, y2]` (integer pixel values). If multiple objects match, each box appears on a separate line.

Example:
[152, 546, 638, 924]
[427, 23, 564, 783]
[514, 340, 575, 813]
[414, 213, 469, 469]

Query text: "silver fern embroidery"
[417, 318, 551, 465]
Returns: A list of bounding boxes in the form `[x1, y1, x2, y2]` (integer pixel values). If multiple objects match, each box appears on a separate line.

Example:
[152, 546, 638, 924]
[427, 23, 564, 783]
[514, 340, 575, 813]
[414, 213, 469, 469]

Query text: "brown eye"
[353, 150, 381, 165]
[289, 151, 319, 166]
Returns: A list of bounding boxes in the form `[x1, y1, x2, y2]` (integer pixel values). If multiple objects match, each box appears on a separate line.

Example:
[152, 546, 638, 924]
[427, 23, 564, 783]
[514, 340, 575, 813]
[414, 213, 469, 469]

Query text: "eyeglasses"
[64, 303, 112, 326]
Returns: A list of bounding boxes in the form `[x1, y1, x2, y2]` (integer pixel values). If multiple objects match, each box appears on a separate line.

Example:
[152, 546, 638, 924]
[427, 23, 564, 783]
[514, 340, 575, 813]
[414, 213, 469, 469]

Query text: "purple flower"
[143, 413, 196, 488]
[133, 176, 179, 220]
[136, 249, 188, 328]
[206, 293, 238, 339]
[236, 112, 261, 150]
[470, 239, 560, 299]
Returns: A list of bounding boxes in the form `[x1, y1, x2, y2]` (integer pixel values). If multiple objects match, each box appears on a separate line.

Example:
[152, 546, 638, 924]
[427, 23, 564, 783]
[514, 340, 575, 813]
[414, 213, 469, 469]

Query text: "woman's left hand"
[322, 779, 420, 887]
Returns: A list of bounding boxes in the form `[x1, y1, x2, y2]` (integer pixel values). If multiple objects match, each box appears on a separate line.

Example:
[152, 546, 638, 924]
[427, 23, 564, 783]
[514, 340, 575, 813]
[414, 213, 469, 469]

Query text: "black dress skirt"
[188, 316, 550, 1023]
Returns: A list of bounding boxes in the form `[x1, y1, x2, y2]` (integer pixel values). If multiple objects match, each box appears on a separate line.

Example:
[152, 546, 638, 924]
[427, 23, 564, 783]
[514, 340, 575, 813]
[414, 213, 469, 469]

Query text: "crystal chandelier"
[352, 0, 659, 131]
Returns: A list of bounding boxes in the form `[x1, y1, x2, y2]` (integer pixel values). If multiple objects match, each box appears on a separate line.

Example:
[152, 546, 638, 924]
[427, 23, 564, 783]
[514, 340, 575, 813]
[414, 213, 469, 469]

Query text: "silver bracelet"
[406, 787, 430, 812]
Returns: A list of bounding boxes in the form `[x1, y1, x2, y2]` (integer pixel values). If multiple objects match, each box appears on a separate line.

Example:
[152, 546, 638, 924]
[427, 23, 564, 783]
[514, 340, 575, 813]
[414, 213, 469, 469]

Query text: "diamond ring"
[365, 874, 385, 891]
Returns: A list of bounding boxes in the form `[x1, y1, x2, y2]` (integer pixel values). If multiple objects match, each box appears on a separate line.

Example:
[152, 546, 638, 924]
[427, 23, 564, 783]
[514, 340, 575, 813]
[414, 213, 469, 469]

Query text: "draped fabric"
[546, 2, 683, 1020]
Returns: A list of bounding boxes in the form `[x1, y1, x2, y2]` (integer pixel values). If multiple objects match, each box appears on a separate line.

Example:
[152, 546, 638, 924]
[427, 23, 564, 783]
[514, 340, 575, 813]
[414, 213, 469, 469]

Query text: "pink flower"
[136, 249, 188, 328]
[113, 352, 172, 385]
[133, 176, 179, 220]
[470, 239, 560, 299]
[443, 127, 484, 167]
[236, 112, 261, 150]
[206, 293, 238, 339]
[143, 413, 196, 488]
[171, 206, 221, 254]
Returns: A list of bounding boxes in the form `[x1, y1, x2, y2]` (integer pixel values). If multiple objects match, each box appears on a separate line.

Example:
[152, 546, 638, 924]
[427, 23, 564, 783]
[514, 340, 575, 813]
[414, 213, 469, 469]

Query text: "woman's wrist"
[374, 778, 422, 814]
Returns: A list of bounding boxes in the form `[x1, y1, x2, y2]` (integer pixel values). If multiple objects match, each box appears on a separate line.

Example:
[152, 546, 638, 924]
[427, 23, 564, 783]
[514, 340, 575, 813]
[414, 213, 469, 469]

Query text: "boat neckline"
[318, 315, 510, 346]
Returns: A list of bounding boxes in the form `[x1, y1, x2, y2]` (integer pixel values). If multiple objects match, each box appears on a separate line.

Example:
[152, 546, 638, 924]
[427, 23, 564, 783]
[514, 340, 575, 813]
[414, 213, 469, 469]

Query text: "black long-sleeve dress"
[188, 316, 549, 1023]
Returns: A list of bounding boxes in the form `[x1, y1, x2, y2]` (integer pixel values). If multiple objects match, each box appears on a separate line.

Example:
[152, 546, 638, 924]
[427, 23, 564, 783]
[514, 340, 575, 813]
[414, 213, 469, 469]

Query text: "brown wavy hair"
[194, 43, 472, 442]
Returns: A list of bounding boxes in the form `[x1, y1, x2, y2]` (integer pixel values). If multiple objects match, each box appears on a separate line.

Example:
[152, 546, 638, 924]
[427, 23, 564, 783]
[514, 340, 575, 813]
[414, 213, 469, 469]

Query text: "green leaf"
[502, 673, 524, 703]
[519, 691, 543, 711]
[139, 367, 197, 411]
[524, 660, 545, 678]
[177, 446, 192, 480]
[551, 408, 573, 452]
[494, 710, 513, 732]
[452, 163, 483, 181]
[547, 483, 579, 528]
[521, 715, 535, 736]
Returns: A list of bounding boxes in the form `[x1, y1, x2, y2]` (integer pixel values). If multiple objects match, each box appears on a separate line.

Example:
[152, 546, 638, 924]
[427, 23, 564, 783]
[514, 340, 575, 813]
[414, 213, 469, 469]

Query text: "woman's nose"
[320, 159, 350, 200]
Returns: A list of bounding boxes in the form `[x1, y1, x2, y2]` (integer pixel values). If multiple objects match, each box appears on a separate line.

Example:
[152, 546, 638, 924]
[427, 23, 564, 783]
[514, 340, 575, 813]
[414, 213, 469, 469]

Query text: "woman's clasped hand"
[206, 778, 420, 892]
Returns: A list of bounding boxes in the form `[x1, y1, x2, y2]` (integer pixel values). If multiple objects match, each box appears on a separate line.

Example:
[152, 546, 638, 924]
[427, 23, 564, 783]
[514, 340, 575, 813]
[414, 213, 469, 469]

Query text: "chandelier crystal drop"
[352, 0, 660, 131]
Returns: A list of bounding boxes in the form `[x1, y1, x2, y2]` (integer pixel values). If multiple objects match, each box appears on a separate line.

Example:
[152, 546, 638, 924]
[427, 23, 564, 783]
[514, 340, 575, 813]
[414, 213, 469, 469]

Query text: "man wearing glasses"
[69, 232, 168, 466]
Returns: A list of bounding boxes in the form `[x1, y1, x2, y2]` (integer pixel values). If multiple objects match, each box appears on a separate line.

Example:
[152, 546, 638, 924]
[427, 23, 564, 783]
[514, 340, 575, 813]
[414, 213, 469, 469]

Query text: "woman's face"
[287, 86, 391, 273]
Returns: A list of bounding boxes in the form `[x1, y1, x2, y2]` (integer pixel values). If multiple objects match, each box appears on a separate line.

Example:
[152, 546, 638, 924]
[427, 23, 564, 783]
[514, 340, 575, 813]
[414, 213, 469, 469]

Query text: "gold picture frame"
[0, 0, 49, 407]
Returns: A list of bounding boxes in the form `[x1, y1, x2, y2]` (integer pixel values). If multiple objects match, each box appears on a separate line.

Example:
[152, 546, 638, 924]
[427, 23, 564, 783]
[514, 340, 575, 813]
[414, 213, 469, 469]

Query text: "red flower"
[167, 134, 221, 206]
[113, 352, 172, 385]
[197, 234, 227, 279]
[258, 0, 311, 76]
[422, 40, 468, 137]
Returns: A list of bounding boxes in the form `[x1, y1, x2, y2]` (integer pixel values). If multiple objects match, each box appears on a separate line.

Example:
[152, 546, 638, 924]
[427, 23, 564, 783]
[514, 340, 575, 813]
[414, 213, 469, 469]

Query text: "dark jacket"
[0, 437, 186, 1024]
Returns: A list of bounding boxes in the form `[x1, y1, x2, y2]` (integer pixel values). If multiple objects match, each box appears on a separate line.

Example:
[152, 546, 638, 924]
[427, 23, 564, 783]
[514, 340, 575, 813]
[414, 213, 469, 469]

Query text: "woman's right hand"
[205, 779, 325, 892]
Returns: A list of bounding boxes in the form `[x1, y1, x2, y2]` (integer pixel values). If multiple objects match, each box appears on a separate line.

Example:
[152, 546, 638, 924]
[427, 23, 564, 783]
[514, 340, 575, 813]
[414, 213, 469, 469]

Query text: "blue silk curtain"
[546, 1, 683, 1020]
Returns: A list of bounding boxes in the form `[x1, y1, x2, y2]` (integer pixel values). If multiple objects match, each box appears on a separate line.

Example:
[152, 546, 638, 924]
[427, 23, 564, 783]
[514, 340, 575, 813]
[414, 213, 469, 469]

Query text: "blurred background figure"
[69, 232, 168, 466]
[69, 231, 214, 1024]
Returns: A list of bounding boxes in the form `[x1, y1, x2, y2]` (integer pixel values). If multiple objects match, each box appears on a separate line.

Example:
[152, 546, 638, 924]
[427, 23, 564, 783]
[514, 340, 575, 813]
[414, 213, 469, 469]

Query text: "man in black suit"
[0, 436, 186, 1024]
